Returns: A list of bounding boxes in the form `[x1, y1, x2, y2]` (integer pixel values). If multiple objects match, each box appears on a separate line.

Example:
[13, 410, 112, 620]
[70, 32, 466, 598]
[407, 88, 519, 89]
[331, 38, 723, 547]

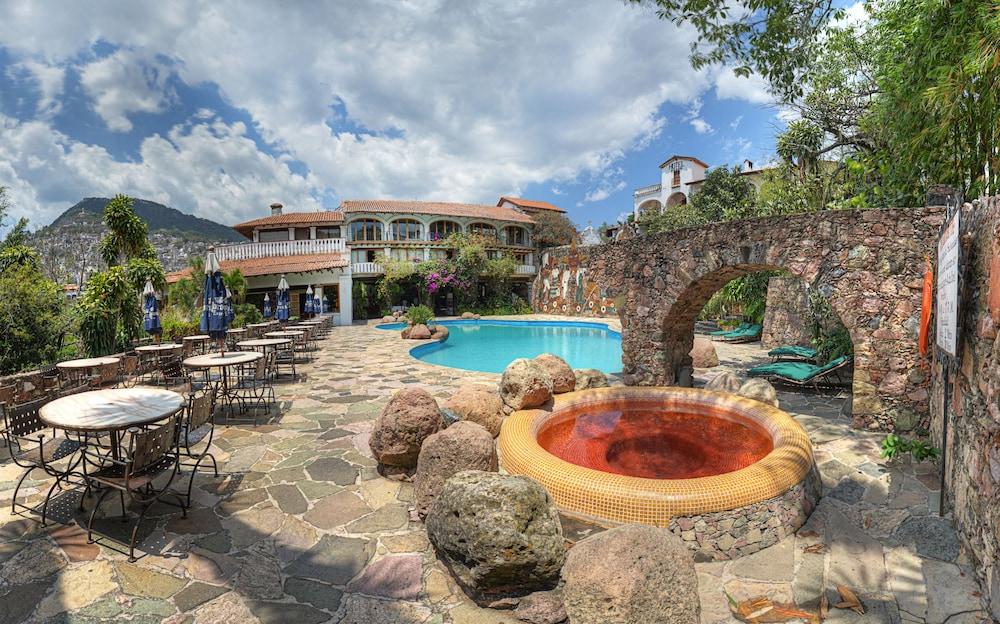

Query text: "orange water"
[537, 408, 773, 479]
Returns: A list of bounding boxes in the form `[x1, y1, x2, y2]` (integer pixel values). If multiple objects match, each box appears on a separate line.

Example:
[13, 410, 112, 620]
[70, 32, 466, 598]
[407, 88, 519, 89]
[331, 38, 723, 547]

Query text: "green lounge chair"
[717, 323, 763, 343]
[709, 322, 751, 338]
[767, 345, 819, 362]
[747, 355, 853, 388]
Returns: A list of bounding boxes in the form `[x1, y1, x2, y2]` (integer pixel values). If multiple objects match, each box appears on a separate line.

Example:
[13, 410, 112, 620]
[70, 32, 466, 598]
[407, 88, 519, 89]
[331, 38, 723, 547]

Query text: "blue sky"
[0, 1, 784, 233]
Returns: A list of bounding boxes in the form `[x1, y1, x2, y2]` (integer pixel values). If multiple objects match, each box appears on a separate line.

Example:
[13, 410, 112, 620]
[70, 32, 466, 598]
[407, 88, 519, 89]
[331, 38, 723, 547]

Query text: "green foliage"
[98, 194, 157, 266]
[222, 269, 247, 304]
[405, 304, 434, 326]
[464, 294, 533, 316]
[531, 211, 579, 248]
[232, 302, 262, 328]
[0, 244, 41, 273]
[807, 289, 854, 360]
[639, 166, 758, 234]
[161, 308, 200, 342]
[880, 433, 940, 462]
[0, 264, 67, 374]
[352, 281, 372, 320]
[720, 272, 774, 323]
[168, 277, 200, 318]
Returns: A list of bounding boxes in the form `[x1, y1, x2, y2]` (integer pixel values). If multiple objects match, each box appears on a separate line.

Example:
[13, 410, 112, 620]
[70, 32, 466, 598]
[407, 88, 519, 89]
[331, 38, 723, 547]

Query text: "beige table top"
[39, 387, 183, 432]
[237, 339, 291, 348]
[183, 334, 210, 341]
[226, 328, 247, 334]
[135, 343, 182, 353]
[56, 357, 120, 370]
[266, 331, 304, 338]
[248, 322, 276, 328]
[183, 351, 262, 369]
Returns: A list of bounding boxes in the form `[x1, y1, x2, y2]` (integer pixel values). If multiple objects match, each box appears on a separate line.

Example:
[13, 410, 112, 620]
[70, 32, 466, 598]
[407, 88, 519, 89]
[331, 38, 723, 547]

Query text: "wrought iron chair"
[83, 415, 186, 561]
[89, 361, 120, 389]
[232, 352, 275, 423]
[2, 397, 84, 525]
[274, 340, 297, 380]
[175, 387, 219, 506]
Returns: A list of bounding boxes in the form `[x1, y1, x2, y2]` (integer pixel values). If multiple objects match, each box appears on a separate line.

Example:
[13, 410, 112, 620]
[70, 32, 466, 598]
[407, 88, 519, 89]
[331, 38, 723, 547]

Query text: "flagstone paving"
[0, 317, 990, 623]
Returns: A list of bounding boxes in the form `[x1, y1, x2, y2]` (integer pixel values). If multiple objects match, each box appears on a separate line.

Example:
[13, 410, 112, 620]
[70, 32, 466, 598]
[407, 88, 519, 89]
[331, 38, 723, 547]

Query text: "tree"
[532, 211, 578, 248]
[223, 269, 248, 304]
[0, 264, 66, 374]
[638, 165, 757, 233]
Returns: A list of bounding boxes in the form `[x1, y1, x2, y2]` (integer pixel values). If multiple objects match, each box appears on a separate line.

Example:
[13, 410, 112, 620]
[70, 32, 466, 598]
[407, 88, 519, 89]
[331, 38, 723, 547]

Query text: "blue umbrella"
[314, 293, 323, 314]
[304, 285, 314, 315]
[200, 248, 230, 352]
[276, 275, 290, 321]
[263, 293, 272, 318]
[142, 279, 162, 341]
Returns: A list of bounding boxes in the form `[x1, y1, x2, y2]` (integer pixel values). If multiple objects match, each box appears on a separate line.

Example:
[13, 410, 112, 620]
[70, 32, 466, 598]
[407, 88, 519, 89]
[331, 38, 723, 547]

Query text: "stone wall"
[930, 196, 1000, 621]
[532, 245, 617, 317]
[581, 206, 944, 431]
[760, 276, 813, 349]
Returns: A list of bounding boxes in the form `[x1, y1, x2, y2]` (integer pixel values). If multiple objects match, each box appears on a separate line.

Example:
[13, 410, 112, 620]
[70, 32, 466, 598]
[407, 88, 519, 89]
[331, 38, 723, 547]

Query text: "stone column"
[338, 270, 353, 326]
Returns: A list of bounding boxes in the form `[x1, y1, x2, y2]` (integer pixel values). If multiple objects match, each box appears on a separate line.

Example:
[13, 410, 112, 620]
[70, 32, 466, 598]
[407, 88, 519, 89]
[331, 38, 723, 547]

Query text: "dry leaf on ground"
[834, 585, 865, 614]
[802, 543, 827, 554]
[725, 591, 819, 623]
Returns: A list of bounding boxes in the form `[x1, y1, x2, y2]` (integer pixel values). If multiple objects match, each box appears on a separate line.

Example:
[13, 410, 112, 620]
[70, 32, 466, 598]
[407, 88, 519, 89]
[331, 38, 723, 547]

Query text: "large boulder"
[426, 471, 565, 599]
[573, 369, 609, 390]
[533, 354, 575, 394]
[689, 337, 719, 368]
[431, 325, 450, 342]
[414, 422, 498, 518]
[500, 359, 553, 411]
[704, 371, 742, 394]
[381, 315, 395, 323]
[562, 525, 699, 624]
[737, 378, 780, 407]
[461, 311, 475, 319]
[408, 323, 432, 340]
[443, 384, 504, 437]
[369, 388, 444, 468]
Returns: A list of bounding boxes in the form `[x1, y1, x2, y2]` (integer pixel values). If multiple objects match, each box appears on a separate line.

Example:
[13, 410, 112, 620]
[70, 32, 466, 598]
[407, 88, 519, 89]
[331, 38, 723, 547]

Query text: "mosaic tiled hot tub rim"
[498, 386, 816, 526]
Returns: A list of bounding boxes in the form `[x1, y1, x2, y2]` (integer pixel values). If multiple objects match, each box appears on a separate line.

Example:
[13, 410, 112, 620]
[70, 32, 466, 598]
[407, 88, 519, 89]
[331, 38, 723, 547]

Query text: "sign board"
[936, 209, 960, 356]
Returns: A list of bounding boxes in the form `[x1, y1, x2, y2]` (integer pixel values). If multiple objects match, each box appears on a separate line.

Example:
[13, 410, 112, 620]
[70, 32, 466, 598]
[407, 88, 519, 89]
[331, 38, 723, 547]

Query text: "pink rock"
[346, 554, 423, 600]
[409, 324, 432, 340]
[370, 388, 444, 468]
[534, 353, 575, 393]
[689, 337, 719, 368]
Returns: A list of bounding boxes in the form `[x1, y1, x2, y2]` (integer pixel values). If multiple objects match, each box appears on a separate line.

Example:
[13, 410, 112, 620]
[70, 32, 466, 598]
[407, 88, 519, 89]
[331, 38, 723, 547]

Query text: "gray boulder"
[737, 378, 780, 407]
[562, 524, 699, 624]
[426, 471, 564, 599]
[500, 359, 553, 411]
[704, 370, 742, 394]
[534, 353, 575, 394]
[573, 369, 608, 390]
[414, 422, 498, 518]
[443, 384, 504, 437]
[369, 388, 444, 468]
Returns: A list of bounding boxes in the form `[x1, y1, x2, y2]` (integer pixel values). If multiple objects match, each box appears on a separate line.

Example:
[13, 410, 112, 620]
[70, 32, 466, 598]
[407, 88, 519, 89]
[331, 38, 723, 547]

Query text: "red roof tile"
[166, 253, 348, 283]
[340, 199, 534, 224]
[233, 211, 344, 237]
[497, 196, 565, 213]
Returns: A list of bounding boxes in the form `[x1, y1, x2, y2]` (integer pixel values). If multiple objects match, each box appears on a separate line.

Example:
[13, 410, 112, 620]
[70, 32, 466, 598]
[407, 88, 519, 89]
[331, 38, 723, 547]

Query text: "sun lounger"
[709, 322, 751, 338]
[747, 355, 853, 388]
[767, 345, 819, 362]
[716, 323, 763, 343]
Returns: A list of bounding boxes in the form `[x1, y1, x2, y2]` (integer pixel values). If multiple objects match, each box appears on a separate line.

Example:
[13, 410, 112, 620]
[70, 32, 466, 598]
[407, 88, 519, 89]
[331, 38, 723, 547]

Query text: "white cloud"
[79, 48, 176, 132]
[730, 115, 743, 129]
[11, 60, 65, 117]
[583, 180, 626, 203]
[684, 98, 713, 134]
[690, 118, 713, 134]
[714, 67, 773, 105]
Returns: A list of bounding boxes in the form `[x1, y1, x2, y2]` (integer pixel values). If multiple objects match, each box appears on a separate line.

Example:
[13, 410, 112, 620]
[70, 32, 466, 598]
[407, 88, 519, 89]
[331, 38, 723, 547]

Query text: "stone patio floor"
[0, 316, 990, 623]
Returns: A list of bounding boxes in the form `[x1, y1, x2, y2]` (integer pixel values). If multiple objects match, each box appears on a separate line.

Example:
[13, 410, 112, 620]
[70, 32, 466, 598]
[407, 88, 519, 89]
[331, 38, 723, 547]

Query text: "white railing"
[515, 265, 537, 275]
[633, 183, 661, 198]
[214, 238, 346, 261]
[351, 262, 384, 274]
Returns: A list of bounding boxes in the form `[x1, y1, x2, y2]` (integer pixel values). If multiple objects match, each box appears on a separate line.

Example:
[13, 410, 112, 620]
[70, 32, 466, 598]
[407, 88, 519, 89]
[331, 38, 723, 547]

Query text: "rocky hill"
[30, 198, 244, 283]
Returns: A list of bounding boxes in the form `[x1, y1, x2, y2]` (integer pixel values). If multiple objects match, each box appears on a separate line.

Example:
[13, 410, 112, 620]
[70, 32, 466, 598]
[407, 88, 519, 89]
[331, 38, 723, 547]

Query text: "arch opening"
[666, 192, 687, 208]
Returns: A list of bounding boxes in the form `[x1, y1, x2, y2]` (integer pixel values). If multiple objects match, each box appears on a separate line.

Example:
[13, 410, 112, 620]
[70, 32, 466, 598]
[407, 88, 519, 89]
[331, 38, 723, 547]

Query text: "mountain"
[31, 197, 244, 283]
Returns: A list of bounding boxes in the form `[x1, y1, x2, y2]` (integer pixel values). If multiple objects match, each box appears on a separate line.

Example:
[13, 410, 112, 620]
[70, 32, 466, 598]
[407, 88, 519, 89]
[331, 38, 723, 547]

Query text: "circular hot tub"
[498, 386, 820, 560]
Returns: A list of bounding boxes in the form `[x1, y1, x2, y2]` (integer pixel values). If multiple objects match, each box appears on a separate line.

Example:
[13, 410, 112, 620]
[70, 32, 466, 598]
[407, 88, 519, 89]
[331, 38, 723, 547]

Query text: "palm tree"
[223, 269, 248, 304]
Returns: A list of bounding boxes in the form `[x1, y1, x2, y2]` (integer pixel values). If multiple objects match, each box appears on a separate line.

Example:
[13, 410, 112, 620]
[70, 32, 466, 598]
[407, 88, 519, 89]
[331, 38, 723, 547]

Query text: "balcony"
[515, 265, 537, 275]
[351, 262, 384, 275]
[214, 238, 346, 261]
[633, 183, 661, 198]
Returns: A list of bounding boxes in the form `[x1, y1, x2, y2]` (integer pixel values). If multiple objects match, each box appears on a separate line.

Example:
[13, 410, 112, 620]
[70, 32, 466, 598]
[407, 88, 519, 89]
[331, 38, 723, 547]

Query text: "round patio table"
[184, 351, 262, 415]
[56, 357, 121, 385]
[265, 331, 304, 338]
[247, 322, 275, 329]
[183, 335, 211, 354]
[237, 338, 291, 353]
[135, 343, 182, 354]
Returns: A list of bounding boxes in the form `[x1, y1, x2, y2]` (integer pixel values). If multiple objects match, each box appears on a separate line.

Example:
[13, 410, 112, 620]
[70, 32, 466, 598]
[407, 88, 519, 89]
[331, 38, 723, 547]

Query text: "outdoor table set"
[56, 356, 120, 385]
[182, 350, 269, 421]
[3, 386, 189, 561]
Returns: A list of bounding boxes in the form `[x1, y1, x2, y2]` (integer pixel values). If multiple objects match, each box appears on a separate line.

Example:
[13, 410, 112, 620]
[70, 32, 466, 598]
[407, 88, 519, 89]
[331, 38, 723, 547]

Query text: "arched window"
[348, 219, 383, 241]
[389, 219, 422, 241]
[503, 226, 527, 246]
[429, 220, 461, 241]
[468, 222, 497, 239]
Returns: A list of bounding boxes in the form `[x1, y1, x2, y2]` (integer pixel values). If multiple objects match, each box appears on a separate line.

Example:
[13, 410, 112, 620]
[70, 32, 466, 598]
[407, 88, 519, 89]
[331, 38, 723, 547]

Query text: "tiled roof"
[165, 253, 348, 283]
[232, 211, 344, 237]
[659, 155, 710, 169]
[497, 196, 565, 213]
[340, 199, 535, 224]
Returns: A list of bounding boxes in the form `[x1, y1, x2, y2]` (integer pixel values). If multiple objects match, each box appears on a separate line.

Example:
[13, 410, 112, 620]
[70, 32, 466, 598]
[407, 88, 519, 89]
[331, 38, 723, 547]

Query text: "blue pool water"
[405, 320, 623, 374]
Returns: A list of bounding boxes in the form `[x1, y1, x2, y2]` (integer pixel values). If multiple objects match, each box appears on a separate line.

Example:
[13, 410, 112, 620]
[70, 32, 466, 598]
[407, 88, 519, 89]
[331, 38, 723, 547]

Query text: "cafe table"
[56, 357, 120, 384]
[183, 334, 211, 354]
[183, 351, 262, 415]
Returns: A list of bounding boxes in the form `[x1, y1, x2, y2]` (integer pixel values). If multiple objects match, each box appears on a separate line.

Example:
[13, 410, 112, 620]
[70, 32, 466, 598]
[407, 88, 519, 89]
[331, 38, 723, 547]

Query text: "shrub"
[406, 304, 434, 326]
[0, 264, 67, 374]
[232, 302, 262, 328]
[161, 313, 200, 342]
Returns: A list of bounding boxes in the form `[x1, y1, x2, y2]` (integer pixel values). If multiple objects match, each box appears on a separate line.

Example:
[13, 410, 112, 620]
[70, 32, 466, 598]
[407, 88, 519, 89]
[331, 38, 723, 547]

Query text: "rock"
[705, 371, 742, 393]
[573, 368, 609, 390]
[426, 471, 565, 599]
[443, 384, 504, 437]
[370, 387, 444, 468]
[381, 315, 395, 322]
[500, 358, 554, 410]
[432, 325, 450, 342]
[400, 327, 410, 339]
[415, 422, 499, 518]
[346, 553, 423, 600]
[690, 337, 719, 368]
[408, 323, 432, 339]
[562, 524, 699, 624]
[514, 591, 569, 624]
[473, 313, 481, 319]
[534, 353, 575, 393]
[393, 310, 403, 318]
[737, 378, 780, 407]
[462, 311, 475, 319]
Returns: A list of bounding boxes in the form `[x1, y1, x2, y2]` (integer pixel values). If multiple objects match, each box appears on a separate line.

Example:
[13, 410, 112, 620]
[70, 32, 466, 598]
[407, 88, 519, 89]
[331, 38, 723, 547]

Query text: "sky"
[0, 0, 786, 233]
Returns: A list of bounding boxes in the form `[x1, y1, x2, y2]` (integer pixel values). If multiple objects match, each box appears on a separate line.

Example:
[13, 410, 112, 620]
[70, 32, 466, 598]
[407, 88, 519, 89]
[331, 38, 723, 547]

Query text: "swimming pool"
[403, 319, 623, 374]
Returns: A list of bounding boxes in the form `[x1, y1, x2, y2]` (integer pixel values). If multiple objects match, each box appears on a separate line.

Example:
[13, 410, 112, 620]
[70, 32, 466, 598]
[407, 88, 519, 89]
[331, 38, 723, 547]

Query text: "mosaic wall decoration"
[533, 246, 617, 317]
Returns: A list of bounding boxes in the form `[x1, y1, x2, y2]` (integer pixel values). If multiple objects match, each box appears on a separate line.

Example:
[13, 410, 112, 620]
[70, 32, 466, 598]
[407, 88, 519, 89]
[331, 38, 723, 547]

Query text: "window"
[390, 248, 424, 262]
[390, 219, 423, 241]
[294, 227, 311, 240]
[429, 220, 460, 241]
[514, 252, 529, 264]
[257, 228, 289, 242]
[316, 226, 341, 239]
[468, 222, 496, 239]
[323, 286, 340, 313]
[672, 169, 681, 187]
[351, 249, 379, 263]
[349, 219, 383, 241]
[503, 226, 527, 246]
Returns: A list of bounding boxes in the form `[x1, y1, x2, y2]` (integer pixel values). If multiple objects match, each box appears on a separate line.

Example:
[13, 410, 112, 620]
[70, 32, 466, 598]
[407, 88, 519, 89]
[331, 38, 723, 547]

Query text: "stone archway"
[637, 199, 662, 217]
[666, 191, 687, 207]
[585, 207, 946, 431]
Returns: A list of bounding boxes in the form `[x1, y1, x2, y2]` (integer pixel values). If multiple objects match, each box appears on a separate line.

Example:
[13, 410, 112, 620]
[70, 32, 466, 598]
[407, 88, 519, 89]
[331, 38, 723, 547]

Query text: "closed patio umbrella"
[200, 247, 230, 354]
[314, 292, 323, 315]
[263, 293, 272, 319]
[276, 275, 290, 322]
[142, 279, 162, 344]
[304, 285, 314, 316]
